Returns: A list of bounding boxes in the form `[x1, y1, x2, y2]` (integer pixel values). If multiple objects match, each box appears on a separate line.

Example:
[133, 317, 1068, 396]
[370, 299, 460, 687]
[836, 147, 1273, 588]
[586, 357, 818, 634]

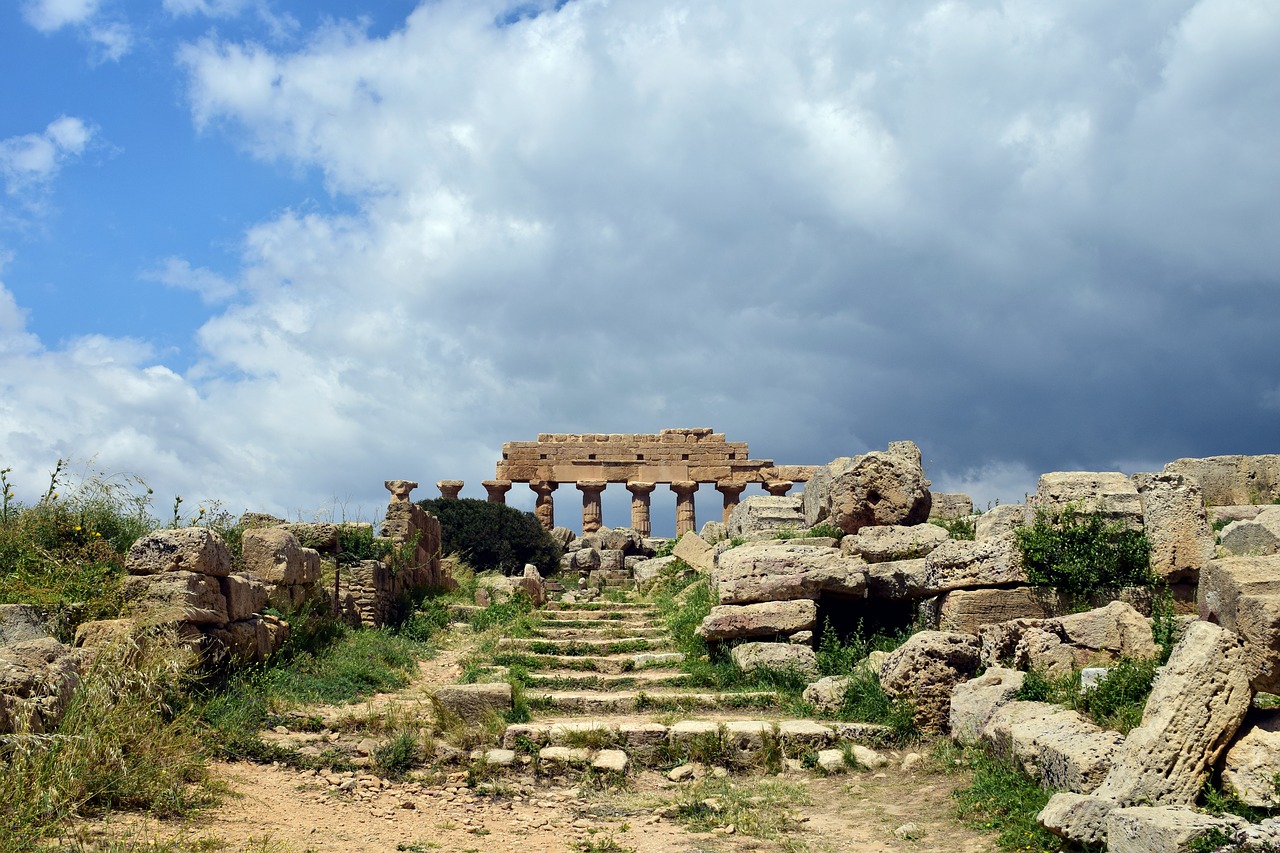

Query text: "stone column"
[715, 481, 747, 523]
[577, 480, 607, 534]
[436, 480, 464, 499]
[764, 480, 794, 497]
[482, 480, 512, 504]
[530, 480, 557, 530]
[671, 481, 698, 537]
[385, 480, 418, 503]
[626, 482, 656, 537]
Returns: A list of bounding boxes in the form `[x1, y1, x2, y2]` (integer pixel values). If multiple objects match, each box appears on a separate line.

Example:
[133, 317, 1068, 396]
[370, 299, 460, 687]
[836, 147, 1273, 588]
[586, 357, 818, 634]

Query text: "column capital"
[529, 479, 558, 495]
[385, 480, 418, 503]
[482, 480, 512, 503]
[436, 480, 464, 499]
[576, 480, 607, 494]
[626, 481, 656, 496]
[715, 480, 747, 497]
[670, 480, 699, 496]
[764, 480, 794, 497]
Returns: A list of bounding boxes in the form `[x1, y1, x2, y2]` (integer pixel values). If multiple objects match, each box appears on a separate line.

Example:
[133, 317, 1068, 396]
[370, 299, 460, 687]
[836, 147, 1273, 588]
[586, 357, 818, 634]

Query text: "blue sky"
[1, 0, 1278, 534]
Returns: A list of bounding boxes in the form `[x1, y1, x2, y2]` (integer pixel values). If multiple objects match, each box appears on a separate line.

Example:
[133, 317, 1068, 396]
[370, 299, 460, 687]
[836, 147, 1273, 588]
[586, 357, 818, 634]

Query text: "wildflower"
[74, 525, 82, 532]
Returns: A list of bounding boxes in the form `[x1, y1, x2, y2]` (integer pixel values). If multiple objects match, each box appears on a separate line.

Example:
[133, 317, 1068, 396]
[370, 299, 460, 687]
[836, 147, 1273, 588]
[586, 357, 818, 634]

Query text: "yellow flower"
[74, 525, 82, 531]
[92, 532, 101, 538]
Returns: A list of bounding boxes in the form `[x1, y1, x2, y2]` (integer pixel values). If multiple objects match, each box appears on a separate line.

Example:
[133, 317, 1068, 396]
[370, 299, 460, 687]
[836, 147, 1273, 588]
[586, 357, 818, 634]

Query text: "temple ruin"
[469, 428, 817, 536]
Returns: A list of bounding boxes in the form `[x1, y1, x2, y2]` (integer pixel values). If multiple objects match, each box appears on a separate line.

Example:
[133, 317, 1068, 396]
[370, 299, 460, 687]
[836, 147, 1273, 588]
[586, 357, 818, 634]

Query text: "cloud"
[3, 0, 1280, 522]
[145, 257, 239, 304]
[21, 0, 132, 61]
[0, 116, 96, 218]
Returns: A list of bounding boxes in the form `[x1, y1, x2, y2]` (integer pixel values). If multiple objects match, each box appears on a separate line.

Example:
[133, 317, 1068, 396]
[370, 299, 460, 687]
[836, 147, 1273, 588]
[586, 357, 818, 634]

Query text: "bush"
[1014, 504, 1153, 597]
[418, 498, 560, 575]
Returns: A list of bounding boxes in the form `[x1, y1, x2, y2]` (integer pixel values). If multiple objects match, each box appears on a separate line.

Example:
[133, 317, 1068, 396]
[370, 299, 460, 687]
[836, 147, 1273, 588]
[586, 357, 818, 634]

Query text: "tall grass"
[0, 633, 215, 852]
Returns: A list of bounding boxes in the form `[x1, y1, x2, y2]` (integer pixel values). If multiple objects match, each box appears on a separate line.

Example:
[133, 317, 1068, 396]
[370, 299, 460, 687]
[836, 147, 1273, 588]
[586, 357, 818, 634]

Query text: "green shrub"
[1014, 504, 1153, 597]
[336, 524, 394, 564]
[1077, 657, 1158, 734]
[418, 498, 560, 575]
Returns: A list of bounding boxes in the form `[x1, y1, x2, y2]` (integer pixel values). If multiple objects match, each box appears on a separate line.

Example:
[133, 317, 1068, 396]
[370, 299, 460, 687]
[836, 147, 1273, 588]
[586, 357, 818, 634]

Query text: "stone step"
[496, 651, 685, 674]
[529, 617, 662, 630]
[530, 626, 668, 640]
[497, 636, 671, 655]
[527, 690, 782, 714]
[497, 718, 901, 768]
[523, 669, 691, 689]
[543, 605, 656, 617]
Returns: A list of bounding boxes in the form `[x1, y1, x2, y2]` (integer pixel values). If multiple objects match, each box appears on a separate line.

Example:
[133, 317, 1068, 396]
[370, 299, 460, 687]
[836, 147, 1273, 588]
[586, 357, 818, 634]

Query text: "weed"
[372, 730, 421, 779]
[1014, 659, 1157, 735]
[573, 827, 636, 853]
[807, 522, 846, 541]
[931, 515, 976, 540]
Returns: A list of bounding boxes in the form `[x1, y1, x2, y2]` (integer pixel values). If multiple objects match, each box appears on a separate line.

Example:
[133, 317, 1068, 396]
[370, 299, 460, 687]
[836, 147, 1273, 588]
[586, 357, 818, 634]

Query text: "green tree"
[417, 498, 560, 575]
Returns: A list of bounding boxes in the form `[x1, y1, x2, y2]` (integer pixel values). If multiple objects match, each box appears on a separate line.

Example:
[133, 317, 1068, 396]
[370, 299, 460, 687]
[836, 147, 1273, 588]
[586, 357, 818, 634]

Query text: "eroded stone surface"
[879, 630, 981, 732]
[127, 527, 231, 577]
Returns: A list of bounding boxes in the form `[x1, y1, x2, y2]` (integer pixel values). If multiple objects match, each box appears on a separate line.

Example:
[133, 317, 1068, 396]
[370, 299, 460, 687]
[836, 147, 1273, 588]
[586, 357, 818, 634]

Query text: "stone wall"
[1164, 455, 1280, 506]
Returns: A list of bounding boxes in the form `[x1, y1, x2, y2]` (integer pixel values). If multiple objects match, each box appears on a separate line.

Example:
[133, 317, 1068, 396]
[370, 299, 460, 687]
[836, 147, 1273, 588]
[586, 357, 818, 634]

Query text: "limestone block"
[730, 642, 818, 678]
[804, 675, 852, 715]
[0, 604, 50, 645]
[929, 493, 974, 520]
[863, 558, 929, 599]
[696, 600, 818, 641]
[922, 534, 1025, 594]
[878, 630, 981, 732]
[592, 749, 629, 773]
[699, 521, 727, 544]
[981, 700, 1059, 760]
[221, 572, 270, 622]
[949, 667, 1026, 745]
[1030, 471, 1143, 525]
[283, 522, 340, 550]
[73, 619, 136, 649]
[817, 749, 847, 772]
[712, 543, 864, 604]
[570, 547, 600, 571]
[726, 495, 805, 538]
[672, 532, 714, 573]
[204, 614, 287, 663]
[599, 527, 643, 554]
[0, 637, 86, 734]
[121, 571, 229, 626]
[1056, 601, 1159, 661]
[241, 528, 321, 585]
[974, 503, 1030, 541]
[937, 587, 1061, 634]
[539, 746, 590, 766]
[802, 442, 932, 534]
[1009, 709, 1124, 793]
[1106, 806, 1246, 853]
[633, 556, 677, 591]
[126, 527, 231, 577]
[1037, 792, 1113, 848]
[1092, 621, 1252, 807]
[598, 549, 625, 572]
[432, 683, 513, 720]
[1132, 472, 1215, 582]
[1223, 709, 1280, 807]
[1220, 507, 1280, 557]
[1163, 454, 1280, 506]
[777, 719, 834, 746]
[841, 524, 948, 563]
[1198, 555, 1280, 691]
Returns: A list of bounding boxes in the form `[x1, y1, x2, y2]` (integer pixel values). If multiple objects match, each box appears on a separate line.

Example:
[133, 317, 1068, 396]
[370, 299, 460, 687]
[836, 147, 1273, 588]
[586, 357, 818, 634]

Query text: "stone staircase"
[483, 594, 905, 775]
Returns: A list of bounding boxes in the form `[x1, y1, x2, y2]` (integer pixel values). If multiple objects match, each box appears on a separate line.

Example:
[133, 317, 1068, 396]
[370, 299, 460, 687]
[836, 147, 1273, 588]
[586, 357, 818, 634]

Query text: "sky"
[1, 0, 1277, 535]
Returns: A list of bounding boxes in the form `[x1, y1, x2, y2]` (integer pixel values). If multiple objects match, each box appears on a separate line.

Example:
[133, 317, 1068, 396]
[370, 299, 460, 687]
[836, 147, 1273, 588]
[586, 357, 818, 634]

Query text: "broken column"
[672, 481, 698, 537]
[578, 480, 606, 534]
[716, 481, 747, 524]
[765, 480, 794, 497]
[627, 481, 656, 537]
[530, 480, 557, 530]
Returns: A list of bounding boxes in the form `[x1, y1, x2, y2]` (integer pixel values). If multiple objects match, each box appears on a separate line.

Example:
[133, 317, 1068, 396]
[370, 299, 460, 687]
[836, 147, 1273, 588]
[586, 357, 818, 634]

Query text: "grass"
[1014, 656, 1160, 736]
[665, 777, 811, 841]
[952, 745, 1080, 852]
